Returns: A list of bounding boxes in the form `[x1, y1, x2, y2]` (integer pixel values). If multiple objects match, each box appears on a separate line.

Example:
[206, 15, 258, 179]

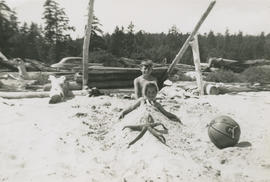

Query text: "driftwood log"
[0, 90, 89, 99]
[0, 51, 59, 72]
[216, 82, 270, 94]
[24, 58, 59, 72]
[176, 81, 270, 95]
[1, 81, 270, 99]
[207, 57, 270, 73]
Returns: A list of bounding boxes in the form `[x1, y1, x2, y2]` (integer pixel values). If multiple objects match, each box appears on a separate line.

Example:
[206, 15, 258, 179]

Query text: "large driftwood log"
[118, 57, 140, 67]
[216, 82, 270, 94]
[0, 56, 58, 72]
[24, 58, 59, 72]
[207, 57, 270, 72]
[176, 81, 270, 95]
[118, 57, 167, 68]
[0, 54, 18, 71]
[0, 90, 88, 99]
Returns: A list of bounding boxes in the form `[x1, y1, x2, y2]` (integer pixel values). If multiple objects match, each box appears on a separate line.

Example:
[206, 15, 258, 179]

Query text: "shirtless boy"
[133, 60, 157, 99]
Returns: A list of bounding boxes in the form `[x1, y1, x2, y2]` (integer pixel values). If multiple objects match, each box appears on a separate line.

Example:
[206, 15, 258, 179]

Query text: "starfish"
[122, 114, 168, 147]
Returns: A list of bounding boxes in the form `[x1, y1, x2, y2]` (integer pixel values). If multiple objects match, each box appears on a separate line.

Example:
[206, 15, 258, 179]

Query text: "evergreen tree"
[42, 0, 74, 43]
[90, 15, 103, 37]
[42, 0, 75, 62]
[223, 29, 231, 58]
[255, 32, 265, 58]
[0, 0, 19, 55]
[125, 22, 136, 57]
[88, 15, 106, 51]
[26, 23, 45, 59]
[264, 33, 270, 59]
[109, 26, 127, 56]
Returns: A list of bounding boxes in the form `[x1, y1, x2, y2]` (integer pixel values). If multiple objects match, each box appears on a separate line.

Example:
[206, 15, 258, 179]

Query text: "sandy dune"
[0, 84, 270, 182]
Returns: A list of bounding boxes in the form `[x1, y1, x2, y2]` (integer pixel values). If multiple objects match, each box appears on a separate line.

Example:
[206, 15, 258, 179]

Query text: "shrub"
[240, 66, 270, 83]
[205, 69, 242, 83]
[89, 50, 121, 66]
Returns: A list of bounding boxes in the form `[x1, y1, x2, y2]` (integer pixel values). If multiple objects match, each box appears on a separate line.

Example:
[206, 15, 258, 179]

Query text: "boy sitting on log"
[133, 60, 158, 99]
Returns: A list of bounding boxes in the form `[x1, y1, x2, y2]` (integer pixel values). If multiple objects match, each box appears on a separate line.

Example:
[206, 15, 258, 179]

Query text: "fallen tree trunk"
[0, 58, 18, 71]
[24, 58, 59, 72]
[0, 90, 88, 99]
[0, 91, 50, 99]
[0, 71, 75, 82]
[207, 57, 270, 73]
[217, 82, 270, 94]
[0, 51, 59, 72]
[176, 81, 270, 94]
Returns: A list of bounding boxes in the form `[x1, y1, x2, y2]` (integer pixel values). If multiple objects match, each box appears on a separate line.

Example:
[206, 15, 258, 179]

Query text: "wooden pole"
[82, 0, 95, 90]
[190, 34, 204, 95]
[0, 51, 8, 61]
[164, 0, 216, 79]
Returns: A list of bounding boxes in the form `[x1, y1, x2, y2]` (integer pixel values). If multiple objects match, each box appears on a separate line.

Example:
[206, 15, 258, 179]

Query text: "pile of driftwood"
[206, 57, 270, 73]
[0, 52, 59, 72]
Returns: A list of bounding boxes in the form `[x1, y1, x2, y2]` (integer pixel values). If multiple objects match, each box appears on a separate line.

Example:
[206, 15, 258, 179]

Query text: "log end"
[204, 84, 219, 95]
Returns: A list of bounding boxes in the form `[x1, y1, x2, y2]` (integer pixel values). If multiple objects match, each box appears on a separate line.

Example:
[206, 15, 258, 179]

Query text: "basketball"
[208, 115, 241, 149]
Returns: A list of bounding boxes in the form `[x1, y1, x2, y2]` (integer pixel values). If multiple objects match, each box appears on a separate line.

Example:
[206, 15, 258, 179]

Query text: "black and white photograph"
[0, 0, 270, 181]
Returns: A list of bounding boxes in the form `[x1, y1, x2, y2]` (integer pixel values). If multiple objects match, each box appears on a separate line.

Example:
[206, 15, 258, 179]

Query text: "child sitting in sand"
[133, 60, 158, 99]
[119, 82, 182, 146]
[120, 81, 182, 124]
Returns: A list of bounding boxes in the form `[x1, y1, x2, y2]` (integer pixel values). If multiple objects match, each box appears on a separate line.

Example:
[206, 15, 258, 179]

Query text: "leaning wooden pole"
[0, 51, 8, 61]
[164, 0, 216, 80]
[82, 0, 95, 90]
[190, 34, 204, 95]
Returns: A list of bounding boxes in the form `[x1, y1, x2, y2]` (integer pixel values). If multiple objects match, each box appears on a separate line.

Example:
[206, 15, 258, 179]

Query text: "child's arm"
[133, 78, 141, 99]
[154, 102, 182, 124]
[119, 99, 142, 119]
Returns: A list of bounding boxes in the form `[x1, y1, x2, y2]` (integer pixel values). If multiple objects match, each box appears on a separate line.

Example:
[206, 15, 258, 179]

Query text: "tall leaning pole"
[162, 0, 216, 81]
[82, 0, 95, 90]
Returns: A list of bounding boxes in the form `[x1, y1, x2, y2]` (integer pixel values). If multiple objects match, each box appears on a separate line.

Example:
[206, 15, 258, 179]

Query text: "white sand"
[0, 85, 270, 182]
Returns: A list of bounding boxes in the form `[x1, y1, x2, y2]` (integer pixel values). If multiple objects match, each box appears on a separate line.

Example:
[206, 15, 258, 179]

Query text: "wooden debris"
[207, 57, 270, 73]
[0, 90, 88, 99]
[204, 83, 219, 95]
[190, 34, 204, 95]
[176, 81, 270, 95]
[24, 58, 59, 72]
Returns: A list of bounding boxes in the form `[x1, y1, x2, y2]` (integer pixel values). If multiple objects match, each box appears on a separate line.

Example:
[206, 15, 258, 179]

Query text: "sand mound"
[1, 87, 270, 181]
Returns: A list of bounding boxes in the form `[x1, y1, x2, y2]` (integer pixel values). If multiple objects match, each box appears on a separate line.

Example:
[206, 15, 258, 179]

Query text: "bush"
[89, 50, 121, 66]
[240, 66, 270, 83]
[205, 69, 242, 83]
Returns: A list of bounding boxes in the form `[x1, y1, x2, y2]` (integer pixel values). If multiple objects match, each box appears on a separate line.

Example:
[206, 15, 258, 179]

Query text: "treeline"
[1, 0, 270, 66]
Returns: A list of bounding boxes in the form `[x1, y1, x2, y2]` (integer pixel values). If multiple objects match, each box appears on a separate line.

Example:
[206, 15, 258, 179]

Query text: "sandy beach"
[1, 83, 270, 182]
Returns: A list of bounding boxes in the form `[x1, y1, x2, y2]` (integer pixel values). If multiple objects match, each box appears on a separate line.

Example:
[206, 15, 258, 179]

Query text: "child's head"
[143, 82, 158, 100]
[140, 60, 153, 75]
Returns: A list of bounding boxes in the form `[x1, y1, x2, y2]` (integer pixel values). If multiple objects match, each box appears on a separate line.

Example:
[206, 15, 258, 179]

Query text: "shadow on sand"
[235, 141, 252, 148]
